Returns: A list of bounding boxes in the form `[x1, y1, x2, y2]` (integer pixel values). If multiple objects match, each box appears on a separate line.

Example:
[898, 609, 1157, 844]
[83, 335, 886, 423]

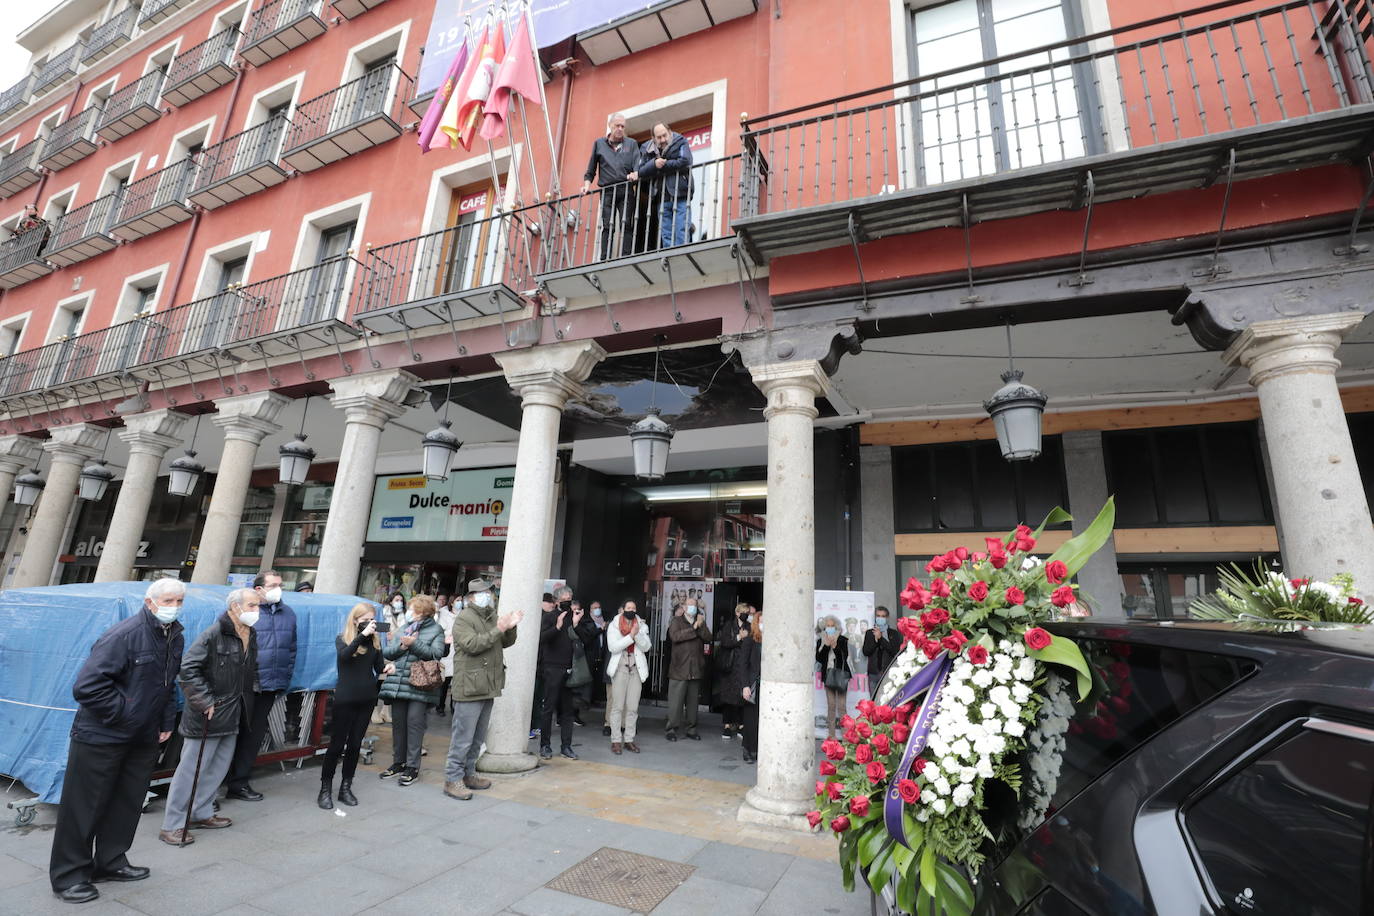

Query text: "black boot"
[317, 779, 333, 810]
[337, 780, 358, 806]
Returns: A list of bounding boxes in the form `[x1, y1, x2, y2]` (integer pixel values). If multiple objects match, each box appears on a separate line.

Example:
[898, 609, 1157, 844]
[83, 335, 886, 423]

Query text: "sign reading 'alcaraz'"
[367, 468, 515, 542]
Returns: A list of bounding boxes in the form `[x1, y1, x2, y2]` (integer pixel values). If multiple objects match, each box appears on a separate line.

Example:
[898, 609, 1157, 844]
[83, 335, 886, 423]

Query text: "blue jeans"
[660, 197, 689, 248]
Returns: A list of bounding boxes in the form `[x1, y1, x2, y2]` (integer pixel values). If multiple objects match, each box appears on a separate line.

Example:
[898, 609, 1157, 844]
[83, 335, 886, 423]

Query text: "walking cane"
[180, 707, 211, 847]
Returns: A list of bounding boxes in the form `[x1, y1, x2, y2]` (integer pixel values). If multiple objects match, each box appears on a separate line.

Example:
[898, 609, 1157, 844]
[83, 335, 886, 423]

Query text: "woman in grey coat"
[377, 594, 446, 786]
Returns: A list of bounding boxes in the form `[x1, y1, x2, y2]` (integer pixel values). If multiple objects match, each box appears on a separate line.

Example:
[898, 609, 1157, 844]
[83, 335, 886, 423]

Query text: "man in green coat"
[443, 579, 522, 800]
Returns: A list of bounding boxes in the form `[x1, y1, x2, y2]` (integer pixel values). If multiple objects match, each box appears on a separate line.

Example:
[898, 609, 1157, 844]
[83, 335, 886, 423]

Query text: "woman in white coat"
[605, 600, 652, 755]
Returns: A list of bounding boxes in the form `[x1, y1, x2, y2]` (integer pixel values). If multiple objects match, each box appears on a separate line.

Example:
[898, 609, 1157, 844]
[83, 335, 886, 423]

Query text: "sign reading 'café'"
[367, 468, 515, 542]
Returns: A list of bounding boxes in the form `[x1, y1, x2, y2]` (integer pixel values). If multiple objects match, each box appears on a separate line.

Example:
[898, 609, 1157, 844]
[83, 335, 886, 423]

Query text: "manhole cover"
[546, 846, 695, 912]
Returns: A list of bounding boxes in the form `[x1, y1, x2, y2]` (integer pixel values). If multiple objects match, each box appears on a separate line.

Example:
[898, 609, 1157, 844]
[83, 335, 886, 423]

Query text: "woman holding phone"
[320, 603, 394, 809]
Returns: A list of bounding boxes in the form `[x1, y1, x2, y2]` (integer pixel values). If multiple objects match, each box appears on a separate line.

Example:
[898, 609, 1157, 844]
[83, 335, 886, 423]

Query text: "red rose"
[854, 743, 873, 764]
[1016, 536, 1036, 552]
[865, 761, 887, 785]
[929, 578, 951, 599]
[943, 552, 963, 570]
[1005, 587, 1026, 606]
[891, 722, 910, 742]
[954, 546, 969, 561]
[912, 757, 928, 775]
[856, 721, 873, 738]
[849, 795, 871, 816]
[872, 733, 891, 755]
[968, 581, 989, 602]
[1290, 578, 1309, 588]
[972, 552, 986, 562]
[806, 810, 823, 829]
[896, 616, 924, 642]
[922, 640, 942, 660]
[815, 779, 827, 796]
[827, 781, 845, 801]
[1024, 627, 1053, 651]
[1050, 585, 1076, 607]
[1350, 597, 1365, 606]
[821, 738, 846, 761]
[830, 815, 851, 834]
[896, 779, 920, 803]
[967, 645, 990, 665]
[872, 704, 894, 724]
[1109, 696, 1130, 714]
[989, 552, 1008, 569]
[926, 608, 950, 626]
[819, 761, 837, 776]
[856, 698, 876, 717]
[985, 537, 1005, 555]
[900, 580, 930, 611]
[941, 630, 969, 653]
[843, 728, 861, 745]
[1045, 560, 1069, 584]
[893, 703, 914, 724]
[927, 556, 947, 573]
[839, 715, 856, 730]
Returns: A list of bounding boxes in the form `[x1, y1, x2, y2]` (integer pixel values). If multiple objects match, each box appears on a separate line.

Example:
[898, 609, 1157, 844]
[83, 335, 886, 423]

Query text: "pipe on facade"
[549, 56, 578, 177]
[29, 79, 85, 211]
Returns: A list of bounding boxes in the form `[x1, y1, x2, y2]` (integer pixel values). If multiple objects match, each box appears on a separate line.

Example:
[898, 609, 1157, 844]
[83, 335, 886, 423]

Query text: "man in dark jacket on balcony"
[637, 123, 694, 249]
[49, 579, 186, 905]
[224, 569, 296, 802]
[582, 111, 641, 260]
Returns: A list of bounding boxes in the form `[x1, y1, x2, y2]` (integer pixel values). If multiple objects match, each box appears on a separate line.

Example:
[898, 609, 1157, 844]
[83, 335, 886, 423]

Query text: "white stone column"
[11, 424, 105, 587]
[191, 393, 288, 585]
[313, 369, 419, 594]
[479, 340, 605, 774]
[0, 435, 43, 505]
[95, 409, 190, 582]
[859, 445, 897, 612]
[1224, 313, 1374, 592]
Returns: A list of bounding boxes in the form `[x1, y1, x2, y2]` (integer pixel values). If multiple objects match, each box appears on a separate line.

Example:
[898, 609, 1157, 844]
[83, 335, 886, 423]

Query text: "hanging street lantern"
[421, 419, 462, 481]
[983, 321, 1047, 461]
[13, 467, 45, 506]
[167, 450, 205, 498]
[629, 407, 675, 480]
[279, 396, 315, 486]
[78, 460, 115, 502]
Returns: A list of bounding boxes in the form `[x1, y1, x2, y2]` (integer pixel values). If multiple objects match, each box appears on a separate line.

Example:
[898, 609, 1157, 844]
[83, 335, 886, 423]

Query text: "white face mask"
[238, 609, 260, 628]
[263, 586, 282, 604]
[392, 600, 404, 610]
[473, 592, 493, 608]
[152, 604, 180, 624]
[685, 606, 697, 618]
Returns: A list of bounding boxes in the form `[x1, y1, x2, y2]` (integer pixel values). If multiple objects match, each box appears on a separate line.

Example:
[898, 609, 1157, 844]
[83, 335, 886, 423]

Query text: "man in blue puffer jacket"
[637, 123, 694, 249]
[224, 570, 296, 801]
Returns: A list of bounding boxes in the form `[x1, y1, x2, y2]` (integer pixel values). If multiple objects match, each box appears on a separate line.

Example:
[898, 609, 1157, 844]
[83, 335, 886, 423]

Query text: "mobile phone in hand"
[375, 620, 392, 634]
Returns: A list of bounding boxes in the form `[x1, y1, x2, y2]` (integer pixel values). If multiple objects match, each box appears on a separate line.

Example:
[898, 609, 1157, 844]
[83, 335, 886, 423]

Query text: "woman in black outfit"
[740, 610, 763, 764]
[320, 603, 393, 809]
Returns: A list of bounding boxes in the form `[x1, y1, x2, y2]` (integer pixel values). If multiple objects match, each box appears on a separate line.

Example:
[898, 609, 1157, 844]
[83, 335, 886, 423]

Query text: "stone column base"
[476, 750, 539, 774]
[737, 789, 815, 832]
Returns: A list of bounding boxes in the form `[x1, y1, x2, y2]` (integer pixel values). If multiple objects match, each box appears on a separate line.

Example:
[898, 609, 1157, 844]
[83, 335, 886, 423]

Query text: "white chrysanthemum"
[1015, 657, 1037, 681]
[988, 685, 1011, 706]
[1021, 555, 1044, 570]
[952, 784, 975, 807]
[916, 808, 931, 823]
[931, 798, 948, 815]
[1011, 682, 1032, 703]
[1005, 720, 1026, 738]
[933, 777, 951, 797]
[976, 758, 995, 779]
[958, 766, 977, 784]
[949, 739, 971, 760]
[971, 668, 995, 688]
[979, 702, 998, 720]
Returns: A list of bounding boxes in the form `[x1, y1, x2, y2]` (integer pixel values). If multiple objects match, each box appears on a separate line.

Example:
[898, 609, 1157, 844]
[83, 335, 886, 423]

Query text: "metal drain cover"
[546, 846, 695, 912]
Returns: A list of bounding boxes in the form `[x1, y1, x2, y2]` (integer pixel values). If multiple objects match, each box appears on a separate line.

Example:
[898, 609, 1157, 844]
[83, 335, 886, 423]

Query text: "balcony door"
[348, 54, 396, 128]
[291, 221, 356, 328]
[189, 255, 248, 352]
[434, 184, 497, 299]
[909, 0, 1089, 186]
[44, 305, 87, 387]
[235, 103, 290, 174]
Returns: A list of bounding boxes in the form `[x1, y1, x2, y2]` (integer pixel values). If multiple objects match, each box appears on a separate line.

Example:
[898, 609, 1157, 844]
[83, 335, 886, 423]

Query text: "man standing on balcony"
[224, 570, 296, 802]
[582, 112, 640, 260]
[638, 123, 694, 249]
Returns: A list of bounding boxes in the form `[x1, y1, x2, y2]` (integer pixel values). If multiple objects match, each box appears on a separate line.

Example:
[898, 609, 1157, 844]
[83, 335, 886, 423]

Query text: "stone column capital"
[721, 321, 861, 375]
[212, 392, 290, 444]
[0, 434, 43, 474]
[751, 361, 827, 421]
[328, 369, 421, 429]
[495, 340, 607, 409]
[42, 423, 106, 466]
[1223, 313, 1365, 387]
[117, 409, 191, 458]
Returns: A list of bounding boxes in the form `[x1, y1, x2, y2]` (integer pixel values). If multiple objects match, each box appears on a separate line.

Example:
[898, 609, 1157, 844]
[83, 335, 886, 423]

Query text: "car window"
[1185, 724, 1374, 916]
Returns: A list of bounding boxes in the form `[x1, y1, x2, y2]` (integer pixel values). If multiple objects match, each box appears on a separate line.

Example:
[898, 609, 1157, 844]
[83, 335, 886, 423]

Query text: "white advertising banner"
[367, 468, 515, 542]
[813, 589, 876, 738]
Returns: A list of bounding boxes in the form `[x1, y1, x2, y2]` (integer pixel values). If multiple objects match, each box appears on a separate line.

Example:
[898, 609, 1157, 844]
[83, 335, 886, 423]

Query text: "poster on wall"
[812, 589, 876, 738]
[367, 468, 515, 542]
[658, 580, 715, 637]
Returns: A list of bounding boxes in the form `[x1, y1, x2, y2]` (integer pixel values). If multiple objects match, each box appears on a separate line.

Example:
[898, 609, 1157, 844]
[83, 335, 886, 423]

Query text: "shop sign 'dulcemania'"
[368, 469, 514, 541]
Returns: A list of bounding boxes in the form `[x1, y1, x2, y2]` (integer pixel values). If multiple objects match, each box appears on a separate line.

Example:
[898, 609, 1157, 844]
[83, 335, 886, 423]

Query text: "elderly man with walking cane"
[159, 588, 260, 846]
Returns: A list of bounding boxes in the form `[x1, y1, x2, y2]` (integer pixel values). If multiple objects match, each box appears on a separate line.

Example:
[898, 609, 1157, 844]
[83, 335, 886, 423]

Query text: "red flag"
[452, 23, 504, 151]
[438, 24, 490, 149]
[480, 13, 541, 141]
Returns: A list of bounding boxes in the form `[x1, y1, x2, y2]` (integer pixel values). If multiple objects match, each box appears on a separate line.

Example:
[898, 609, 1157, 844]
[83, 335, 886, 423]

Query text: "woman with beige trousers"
[605, 601, 652, 754]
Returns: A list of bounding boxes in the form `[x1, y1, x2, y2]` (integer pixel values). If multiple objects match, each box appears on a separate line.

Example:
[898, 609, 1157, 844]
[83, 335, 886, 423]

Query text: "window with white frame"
[188, 239, 256, 352]
[37, 109, 65, 140]
[86, 77, 118, 116]
[0, 315, 27, 395]
[100, 266, 169, 374]
[43, 186, 77, 223]
[286, 200, 364, 329]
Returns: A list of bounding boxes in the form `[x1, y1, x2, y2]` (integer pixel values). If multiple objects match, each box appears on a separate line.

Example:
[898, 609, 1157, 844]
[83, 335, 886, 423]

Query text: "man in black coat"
[537, 586, 597, 760]
[861, 606, 901, 696]
[49, 579, 187, 904]
[582, 111, 641, 259]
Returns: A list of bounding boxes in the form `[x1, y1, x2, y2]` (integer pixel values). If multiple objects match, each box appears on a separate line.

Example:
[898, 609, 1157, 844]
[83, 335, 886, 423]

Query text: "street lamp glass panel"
[421, 421, 461, 482]
[167, 452, 204, 498]
[78, 461, 114, 501]
[13, 470, 44, 506]
[278, 437, 315, 486]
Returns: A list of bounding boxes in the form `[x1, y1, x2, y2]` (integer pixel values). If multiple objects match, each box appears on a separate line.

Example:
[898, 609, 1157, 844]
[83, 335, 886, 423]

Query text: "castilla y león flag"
[480, 13, 542, 141]
[441, 23, 504, 151]
[417, 37, 469, 153]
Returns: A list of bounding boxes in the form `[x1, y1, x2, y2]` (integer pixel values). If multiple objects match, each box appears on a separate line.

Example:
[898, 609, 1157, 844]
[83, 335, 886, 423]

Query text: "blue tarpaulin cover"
[0, 583, 374, 803]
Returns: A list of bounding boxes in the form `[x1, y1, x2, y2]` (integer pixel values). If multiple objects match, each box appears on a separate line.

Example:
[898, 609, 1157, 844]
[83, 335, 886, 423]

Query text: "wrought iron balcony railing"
[32, 42, 82, 97]
[0, 227, 53, 290]
[0, 74, 33, 121]
[241, 0, 327, 67]
[189, 115, 289, 209]
[139, 0, 194, 26]
[97, 70, 166, 141]
[44, 194, 120, 267]
[735, 0, 1374, 259]
[281, 63, 414, 171]
[0, 139, 45, 198]
[40, 106, 102, 171]
[82, 7, 137, 66]
[163, 25, 240, 108]
[111, 158, 198, 241]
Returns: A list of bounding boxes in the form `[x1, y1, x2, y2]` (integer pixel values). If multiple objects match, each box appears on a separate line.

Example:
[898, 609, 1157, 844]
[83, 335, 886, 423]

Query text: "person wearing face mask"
[587, 601, 610, 718]
[861, 606, 901, 697]
[49, 579, 187, 903]
[665, 598, 708, 741]
[224, 571, 296, 803]
[537, 586, 598, 759]
[319, 604, 394, 810]
[740, 610, 763, 764]
[377, 595, 446, 786]
[605, 601, 652, 753]
[160, 589, 261, 847]
[444, 579, 522, 800]
[815, 614, 852, 740]
[714, 603, 752, 740]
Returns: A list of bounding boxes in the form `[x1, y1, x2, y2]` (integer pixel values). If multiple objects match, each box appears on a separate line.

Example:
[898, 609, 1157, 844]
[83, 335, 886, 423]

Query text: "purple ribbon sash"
[883, 651, 952, 848]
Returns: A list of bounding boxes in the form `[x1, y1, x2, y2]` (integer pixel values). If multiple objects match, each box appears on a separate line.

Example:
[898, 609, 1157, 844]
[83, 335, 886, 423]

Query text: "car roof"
[1048, 617, 1374, 660]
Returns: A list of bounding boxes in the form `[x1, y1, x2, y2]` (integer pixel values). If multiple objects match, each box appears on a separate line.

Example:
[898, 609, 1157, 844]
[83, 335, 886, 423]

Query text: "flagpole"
[522, 0, 561, 196]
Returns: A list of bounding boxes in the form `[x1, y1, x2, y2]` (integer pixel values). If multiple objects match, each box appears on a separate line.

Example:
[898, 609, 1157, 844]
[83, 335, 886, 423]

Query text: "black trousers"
[743, 701, 760, 755]
[227, 689, 281, 791]
[598, 184, 636, 259]
[539, 665, 574, 750]
[720, 702, 744, 728]
[321, 700, 371, 783]
[435, 677, 451, 711]
[50, 739, 160, 891]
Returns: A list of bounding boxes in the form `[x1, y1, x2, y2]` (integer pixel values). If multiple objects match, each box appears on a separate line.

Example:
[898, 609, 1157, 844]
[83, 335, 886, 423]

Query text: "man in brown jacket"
[665, 599, 708, 741]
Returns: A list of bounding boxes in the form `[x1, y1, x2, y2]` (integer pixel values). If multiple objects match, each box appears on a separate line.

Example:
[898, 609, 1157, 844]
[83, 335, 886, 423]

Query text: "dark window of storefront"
[1103, 421, 1271, 527]
[893, 437, 1068, 532]
[233, 486, 275, 558]
[1350, 412, 1374, 511]
[277, 483, 331, 559]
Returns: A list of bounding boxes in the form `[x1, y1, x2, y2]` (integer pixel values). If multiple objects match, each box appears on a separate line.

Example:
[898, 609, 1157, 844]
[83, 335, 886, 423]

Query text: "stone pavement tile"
[377, 847, 556, 915]
[112, 859, 293, 916]
[212, 906, 273, 916]
[431, 807, 552, 849]
[649, 873, 768, 916]
[686, 841, 795, 892]
[0, 850, 43, 890]
[251, 861, 410, 916]
[484, 799, 569, 825]
[506, 886, 636, 916]
[7, 878, 148, 916]
[250, 832, 373, 878]
[754, 853, 867, 916]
